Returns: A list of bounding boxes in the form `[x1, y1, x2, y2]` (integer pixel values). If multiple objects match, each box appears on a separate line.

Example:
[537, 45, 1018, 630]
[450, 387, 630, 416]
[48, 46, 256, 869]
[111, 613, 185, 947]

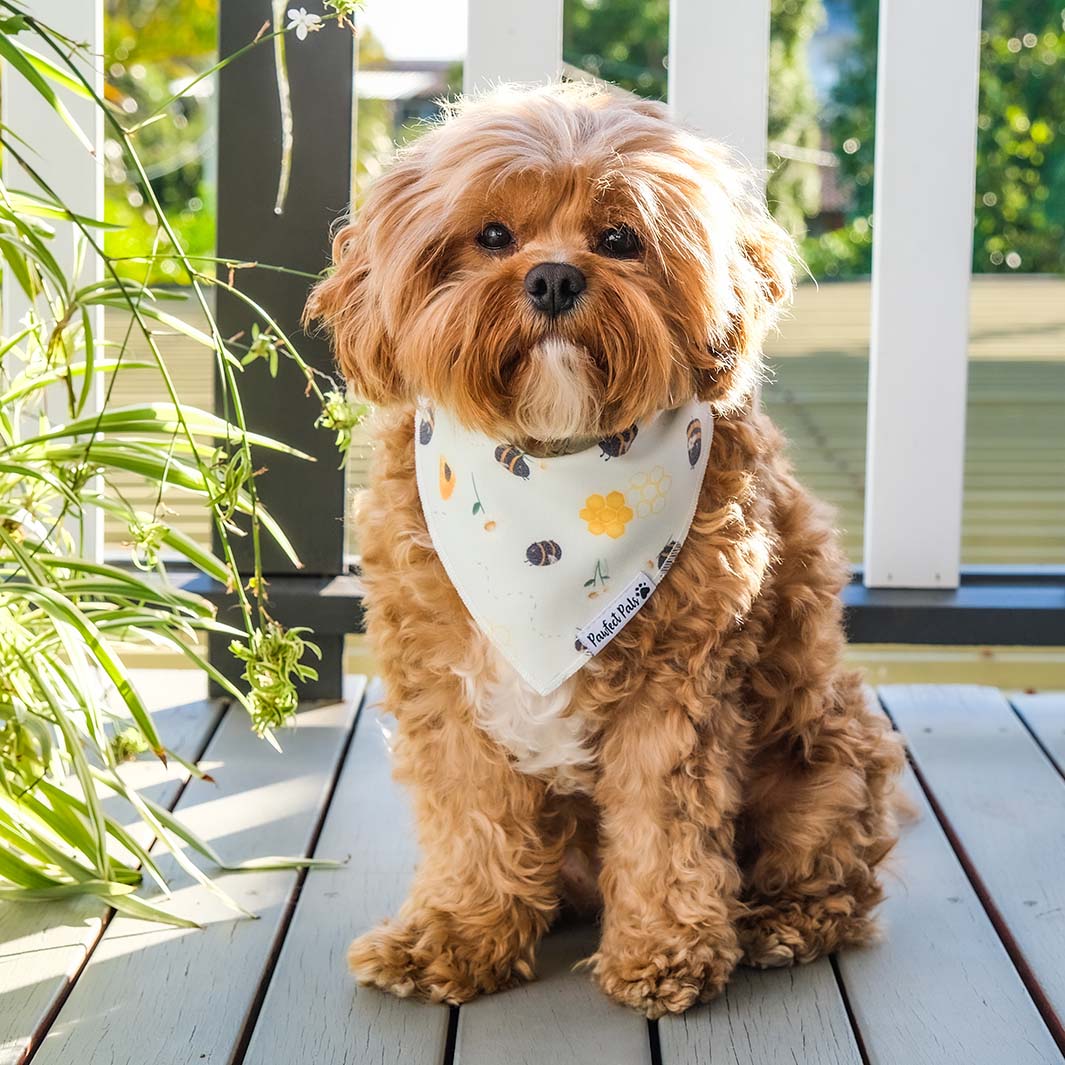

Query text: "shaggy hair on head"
[308, 81, 903, 1017]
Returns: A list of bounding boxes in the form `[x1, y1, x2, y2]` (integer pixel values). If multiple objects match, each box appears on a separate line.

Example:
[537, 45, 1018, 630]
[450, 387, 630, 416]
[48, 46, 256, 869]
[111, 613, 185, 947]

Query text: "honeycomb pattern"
[627, 466, 672, 518]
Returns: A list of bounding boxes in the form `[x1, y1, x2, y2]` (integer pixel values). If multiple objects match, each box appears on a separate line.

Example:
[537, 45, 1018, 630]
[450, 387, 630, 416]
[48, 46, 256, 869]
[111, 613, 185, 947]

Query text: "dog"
[307, 82, 903, 1017]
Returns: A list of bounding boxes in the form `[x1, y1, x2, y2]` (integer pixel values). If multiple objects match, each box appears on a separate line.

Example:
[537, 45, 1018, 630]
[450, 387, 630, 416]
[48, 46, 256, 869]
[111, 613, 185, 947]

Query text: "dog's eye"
[476, 222, 514, 251]
[597, 225, 641, 259]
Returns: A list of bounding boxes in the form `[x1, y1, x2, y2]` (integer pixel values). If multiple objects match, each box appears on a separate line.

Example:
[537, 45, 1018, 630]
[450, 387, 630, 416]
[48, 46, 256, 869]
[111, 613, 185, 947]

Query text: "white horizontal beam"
[465, 0, 563, 94]
[667, 0, 771, 168]
[863, 0, 981, 588]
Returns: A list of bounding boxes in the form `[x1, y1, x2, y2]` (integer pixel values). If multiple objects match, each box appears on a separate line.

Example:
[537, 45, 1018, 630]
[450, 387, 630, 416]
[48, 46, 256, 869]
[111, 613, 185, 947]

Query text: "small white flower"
[287, 7, 322, 40]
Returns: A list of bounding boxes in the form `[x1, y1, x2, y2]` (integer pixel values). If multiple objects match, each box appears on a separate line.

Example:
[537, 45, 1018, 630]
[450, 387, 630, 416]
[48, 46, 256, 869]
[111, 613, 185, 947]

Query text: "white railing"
[8, 1, 982, 589]
[463, 0, 982, 590]
[0, 0, 105, 563]
[863, 0, 981, 587]
[667, 1, 771, 168]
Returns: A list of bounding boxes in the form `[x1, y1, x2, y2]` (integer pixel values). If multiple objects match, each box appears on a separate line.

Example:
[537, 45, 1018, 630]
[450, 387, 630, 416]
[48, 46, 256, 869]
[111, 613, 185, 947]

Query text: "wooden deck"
[4, 679, 1065, 1064]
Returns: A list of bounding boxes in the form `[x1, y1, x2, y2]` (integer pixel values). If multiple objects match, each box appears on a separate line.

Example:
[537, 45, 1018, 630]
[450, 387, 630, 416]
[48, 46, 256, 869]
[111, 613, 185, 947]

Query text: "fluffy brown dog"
[308, 82, 903, 1017]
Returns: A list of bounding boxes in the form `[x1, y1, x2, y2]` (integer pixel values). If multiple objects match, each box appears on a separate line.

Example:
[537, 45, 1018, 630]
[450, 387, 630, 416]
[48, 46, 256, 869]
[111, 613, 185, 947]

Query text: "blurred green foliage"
[813, 0, 1065, 276]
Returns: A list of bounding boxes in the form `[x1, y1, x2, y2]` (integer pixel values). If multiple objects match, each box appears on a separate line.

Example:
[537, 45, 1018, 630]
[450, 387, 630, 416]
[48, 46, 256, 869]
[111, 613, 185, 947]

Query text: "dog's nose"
[524, 262, 586, 318]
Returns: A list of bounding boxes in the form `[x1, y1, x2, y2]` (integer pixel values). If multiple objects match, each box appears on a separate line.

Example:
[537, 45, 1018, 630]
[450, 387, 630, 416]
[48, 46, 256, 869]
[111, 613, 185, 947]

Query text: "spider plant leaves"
[33, 442, 302, 567]
[84, 494, 231, 583]
[4, 189, 121, 230]
[0, 845, 59, 890]
[0, 881, 134, 903]
[0, 231, 38, 300]
[150, 530, 231, 585]
[2, 38, 93, 101]
[0, 7, 333, 921]
[0, 460, 81, 506]
[0, 861, 202, 929]
[89, 768, 253, 920]
[0, 358, 157, 408]
[0, 523, 51, 584]
[76, 304, 96, 415]
[0, 201, 67, 283]
[105, 891, 201, 929]
[0, 33, 94, 154]
[11, 403, 314, 459]
[219, 855, 346, 873]
[5, 588, 164, 759]
[139, 307, 238, 364]
[34, 780, 170, 895]
[9, 651, 114, 879]
[126, 790, 340, 874]
[26, 558, 216, 618]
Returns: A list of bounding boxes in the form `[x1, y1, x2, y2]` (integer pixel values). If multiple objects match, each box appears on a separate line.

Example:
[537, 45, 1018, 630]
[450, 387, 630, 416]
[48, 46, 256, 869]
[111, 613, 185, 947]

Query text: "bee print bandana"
[414, 399, 713, 695]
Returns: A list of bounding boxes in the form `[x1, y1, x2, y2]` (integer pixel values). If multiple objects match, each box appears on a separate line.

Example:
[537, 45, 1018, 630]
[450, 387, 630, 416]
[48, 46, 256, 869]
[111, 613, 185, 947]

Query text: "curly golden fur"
[307, 82, 903, 1017]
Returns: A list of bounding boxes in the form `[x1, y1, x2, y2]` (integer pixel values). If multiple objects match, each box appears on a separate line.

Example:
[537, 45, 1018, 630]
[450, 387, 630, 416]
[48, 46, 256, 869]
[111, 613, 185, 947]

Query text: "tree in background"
[976, 1, 1064, 273]
[812, 0, 1065, 277]
[564, 0, 826, 243]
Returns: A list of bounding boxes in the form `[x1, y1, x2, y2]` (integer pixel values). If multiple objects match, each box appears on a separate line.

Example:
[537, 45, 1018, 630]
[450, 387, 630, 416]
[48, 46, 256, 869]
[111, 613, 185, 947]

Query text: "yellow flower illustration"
[580, 490, 634, 539]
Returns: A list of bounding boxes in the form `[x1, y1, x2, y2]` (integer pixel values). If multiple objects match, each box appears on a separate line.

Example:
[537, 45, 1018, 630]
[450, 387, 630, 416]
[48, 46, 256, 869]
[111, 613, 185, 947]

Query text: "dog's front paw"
[590, 932, 741, 1017]
[349, 910, 534, 1004]
[739, 894, 879, 968]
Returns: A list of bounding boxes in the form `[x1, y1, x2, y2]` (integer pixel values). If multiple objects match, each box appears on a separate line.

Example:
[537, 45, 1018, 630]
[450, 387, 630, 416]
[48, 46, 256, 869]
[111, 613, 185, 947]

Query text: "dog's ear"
[304, 161, 423, 406]
[696, 203, 795, 411]
[732, 211, 794, 344]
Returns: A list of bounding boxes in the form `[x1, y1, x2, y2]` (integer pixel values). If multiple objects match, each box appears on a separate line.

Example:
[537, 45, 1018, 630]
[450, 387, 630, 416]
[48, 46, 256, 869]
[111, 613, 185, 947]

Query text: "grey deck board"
[0, 697, 223, 1065]
[835, 704, 1059, 1064]
[879, 684, 1065, 1046]
[455, 922, 650, 1065]
[658, 961, 861, 1065]
[243, 679, 450, 1065]
[1011, 692, 1065, 776]
[30, 679, 364, 1065]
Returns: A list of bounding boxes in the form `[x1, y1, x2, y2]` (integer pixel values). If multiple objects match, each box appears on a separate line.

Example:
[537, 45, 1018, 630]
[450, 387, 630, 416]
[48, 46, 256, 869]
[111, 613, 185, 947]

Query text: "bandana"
[414, 398, 712, 695]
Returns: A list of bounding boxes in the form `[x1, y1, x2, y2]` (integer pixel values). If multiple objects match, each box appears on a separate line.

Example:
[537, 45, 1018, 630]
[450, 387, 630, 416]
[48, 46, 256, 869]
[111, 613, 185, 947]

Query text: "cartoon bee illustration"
[494, 444, 530, 479]
[656, 539, 679, 572]
[418, 410, 434, 445]
[438, 456, 456, 500]
[686, 418, 703, 467]
[526, 540, 562, 566]
[598, 424, 638, 460]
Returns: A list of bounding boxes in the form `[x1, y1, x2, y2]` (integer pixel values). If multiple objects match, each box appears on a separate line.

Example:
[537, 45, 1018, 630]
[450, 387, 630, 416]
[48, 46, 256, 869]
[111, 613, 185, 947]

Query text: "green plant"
[0, 4, 360, 922]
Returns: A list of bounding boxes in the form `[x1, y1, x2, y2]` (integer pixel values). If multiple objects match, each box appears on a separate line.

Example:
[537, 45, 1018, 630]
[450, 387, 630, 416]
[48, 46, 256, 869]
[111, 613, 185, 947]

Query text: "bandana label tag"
[577, 571, 655, 657]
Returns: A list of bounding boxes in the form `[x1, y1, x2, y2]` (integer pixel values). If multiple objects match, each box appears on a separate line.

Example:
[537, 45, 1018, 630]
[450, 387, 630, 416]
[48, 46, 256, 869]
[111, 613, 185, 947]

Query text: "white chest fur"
[461, 642, 596, 794]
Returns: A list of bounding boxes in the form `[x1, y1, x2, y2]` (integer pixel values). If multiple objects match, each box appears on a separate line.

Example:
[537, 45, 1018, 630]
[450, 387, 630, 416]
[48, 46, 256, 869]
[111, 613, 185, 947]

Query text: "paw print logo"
[627, 466, 672, 517]
[579, 491, 634, 539]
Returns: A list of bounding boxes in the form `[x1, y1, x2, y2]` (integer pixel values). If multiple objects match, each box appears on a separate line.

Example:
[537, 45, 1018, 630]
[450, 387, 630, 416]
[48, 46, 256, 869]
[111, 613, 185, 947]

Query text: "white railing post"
[667, 0, 771, 169]
[863, 0, 981, 588]
[1, 0, 105, 562]
[465, 0, 563, 94]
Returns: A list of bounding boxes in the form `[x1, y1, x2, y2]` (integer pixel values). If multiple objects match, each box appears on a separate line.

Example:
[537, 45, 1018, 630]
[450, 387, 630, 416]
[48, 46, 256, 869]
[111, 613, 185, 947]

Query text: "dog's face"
[308, 83, 793, 447]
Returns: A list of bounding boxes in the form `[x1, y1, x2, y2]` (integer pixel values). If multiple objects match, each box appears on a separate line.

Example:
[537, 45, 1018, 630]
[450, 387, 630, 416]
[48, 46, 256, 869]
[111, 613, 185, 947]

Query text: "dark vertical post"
[210, 1, 356, 699]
